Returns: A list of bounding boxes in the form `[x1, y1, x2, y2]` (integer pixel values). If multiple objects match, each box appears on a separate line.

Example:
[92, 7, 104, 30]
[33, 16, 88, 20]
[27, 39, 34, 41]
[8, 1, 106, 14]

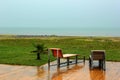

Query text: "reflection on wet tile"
[0, 61, 120, 80]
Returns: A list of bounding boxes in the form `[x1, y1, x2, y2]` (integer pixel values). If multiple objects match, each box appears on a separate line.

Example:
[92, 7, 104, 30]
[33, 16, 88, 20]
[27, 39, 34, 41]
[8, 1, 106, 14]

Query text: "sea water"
[0, 27, 119, 37]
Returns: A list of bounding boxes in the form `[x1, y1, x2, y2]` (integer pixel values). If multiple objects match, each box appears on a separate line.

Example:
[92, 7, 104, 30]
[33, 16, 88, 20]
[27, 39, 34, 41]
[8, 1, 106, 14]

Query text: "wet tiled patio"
[0, 60, 120, 80]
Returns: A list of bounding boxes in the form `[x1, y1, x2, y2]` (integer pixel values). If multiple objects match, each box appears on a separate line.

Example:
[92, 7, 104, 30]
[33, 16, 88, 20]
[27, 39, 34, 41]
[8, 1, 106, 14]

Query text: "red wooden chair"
[48, 48, 85, 68]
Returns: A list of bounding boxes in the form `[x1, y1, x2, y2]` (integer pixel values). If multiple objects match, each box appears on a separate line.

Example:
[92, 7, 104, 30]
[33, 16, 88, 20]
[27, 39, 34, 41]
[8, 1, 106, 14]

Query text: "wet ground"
[0, 60, 120, 80]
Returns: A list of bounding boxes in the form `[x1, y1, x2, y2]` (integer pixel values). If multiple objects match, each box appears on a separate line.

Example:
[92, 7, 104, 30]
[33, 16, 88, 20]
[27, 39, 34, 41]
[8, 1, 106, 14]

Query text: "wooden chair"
[48, 48, 85, 68]
[89, 50, 106, 70]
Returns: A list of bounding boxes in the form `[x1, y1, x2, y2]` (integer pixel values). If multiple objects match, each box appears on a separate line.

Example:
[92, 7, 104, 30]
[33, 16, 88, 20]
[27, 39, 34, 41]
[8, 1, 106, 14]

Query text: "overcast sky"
[0, 0, 120, 29]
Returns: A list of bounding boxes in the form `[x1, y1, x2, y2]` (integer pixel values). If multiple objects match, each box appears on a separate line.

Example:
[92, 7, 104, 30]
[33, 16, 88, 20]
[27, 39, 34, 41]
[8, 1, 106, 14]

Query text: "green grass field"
[0, 36, 120, 66]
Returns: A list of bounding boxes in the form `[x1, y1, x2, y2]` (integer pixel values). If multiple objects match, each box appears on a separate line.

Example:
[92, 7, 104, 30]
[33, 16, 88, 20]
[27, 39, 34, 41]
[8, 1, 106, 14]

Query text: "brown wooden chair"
[89, 50, 106, 70]
[48, 48, 85, 68]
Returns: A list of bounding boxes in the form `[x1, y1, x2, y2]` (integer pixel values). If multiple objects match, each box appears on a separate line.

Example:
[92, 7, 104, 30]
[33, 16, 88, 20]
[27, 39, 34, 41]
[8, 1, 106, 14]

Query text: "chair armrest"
[89, 55, 93, 61]
[89, 55, 91, 59]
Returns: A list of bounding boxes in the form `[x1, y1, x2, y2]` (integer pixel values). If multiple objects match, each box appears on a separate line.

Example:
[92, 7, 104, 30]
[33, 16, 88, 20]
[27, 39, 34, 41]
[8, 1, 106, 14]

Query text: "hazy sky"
[0, 0, 120, 29]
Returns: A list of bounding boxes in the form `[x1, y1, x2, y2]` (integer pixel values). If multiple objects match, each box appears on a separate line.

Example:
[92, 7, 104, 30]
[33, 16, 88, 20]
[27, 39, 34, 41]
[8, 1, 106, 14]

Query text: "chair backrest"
[50, 48, 63, 58]
[91, 50, 105, 60]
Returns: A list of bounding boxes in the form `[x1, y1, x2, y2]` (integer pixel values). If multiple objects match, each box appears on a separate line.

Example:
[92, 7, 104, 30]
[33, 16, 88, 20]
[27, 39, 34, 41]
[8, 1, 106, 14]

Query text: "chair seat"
[63, 54, 79, 58]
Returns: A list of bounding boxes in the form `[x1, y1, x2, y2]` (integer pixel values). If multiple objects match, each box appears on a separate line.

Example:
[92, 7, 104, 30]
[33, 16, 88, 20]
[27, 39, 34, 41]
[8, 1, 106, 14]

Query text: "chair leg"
[75, 56, 78, 64]
[99, 60, 102, 68]
[91, 61, 93, 69]
[89, 58, 91, 67]
[83, 56, 85, 64]
[103, 60, 106, 71]
[67, 57, 69, 66]
[48, 59, 50, 68]
[89, 58, 92, 69]
[100, 59, 106, 71]
[57, 58, 60, 68]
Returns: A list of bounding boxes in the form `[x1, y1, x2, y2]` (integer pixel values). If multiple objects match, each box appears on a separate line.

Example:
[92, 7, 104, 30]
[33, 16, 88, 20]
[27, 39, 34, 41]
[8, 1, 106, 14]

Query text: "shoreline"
[0, 34, 120, 38]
